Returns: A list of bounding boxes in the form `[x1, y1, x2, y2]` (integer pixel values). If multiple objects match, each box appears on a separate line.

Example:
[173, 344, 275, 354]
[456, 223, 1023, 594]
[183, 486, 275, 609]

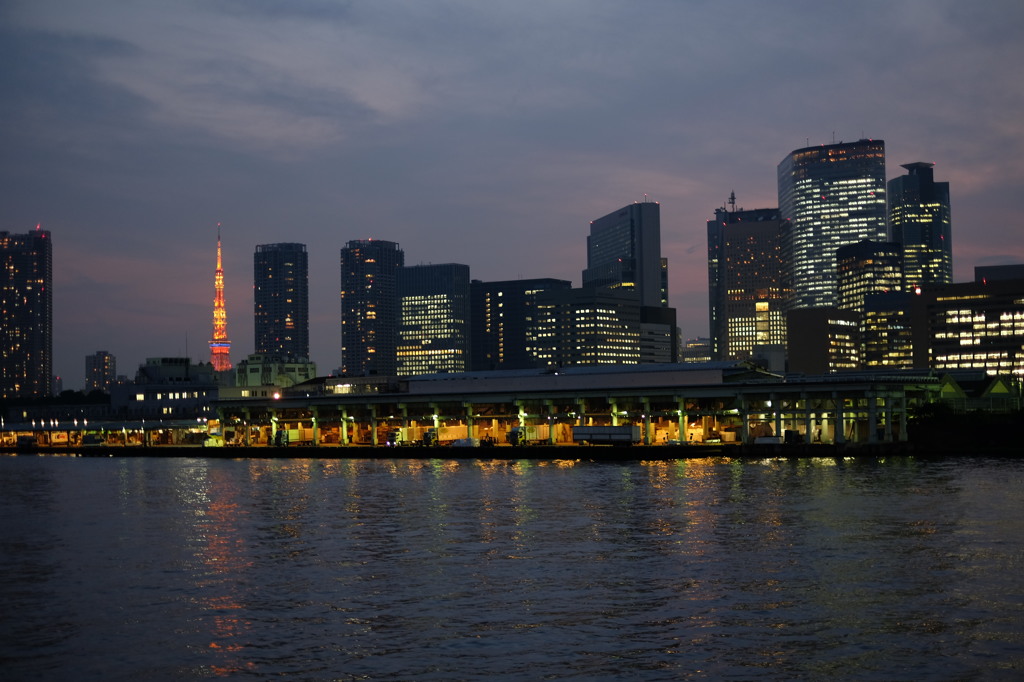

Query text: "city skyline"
[3, 1, 1023, 387]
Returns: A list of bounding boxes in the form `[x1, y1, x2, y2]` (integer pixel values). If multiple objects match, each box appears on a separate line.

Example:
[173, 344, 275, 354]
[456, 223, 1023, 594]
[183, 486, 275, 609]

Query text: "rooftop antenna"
[728, 190, 737, 212]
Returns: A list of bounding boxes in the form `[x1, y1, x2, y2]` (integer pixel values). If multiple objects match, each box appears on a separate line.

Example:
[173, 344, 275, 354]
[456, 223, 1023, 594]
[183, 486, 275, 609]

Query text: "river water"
[1, 454, 1022, 680]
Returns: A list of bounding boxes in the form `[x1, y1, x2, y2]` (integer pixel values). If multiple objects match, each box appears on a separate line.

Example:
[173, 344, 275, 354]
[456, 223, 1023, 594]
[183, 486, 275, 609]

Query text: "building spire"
[209, 224, 232, 371]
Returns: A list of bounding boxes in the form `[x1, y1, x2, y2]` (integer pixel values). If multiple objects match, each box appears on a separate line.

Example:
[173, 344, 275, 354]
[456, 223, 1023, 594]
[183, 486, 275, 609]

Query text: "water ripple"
[1, 456, 1022, 680]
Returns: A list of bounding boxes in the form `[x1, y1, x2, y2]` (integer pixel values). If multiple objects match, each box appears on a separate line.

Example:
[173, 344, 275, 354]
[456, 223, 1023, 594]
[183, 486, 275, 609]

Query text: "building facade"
[470, 278, 572, 371]
[110, 357, 219, 421]
[85, 351, 117, 393]
[219, 353, 318, 400]
[778, 140, 888, 310]
[911, 275, 1024, 376]
[582, 200, 665, 308]
[0, 228, 52, 398]
[787, 308, 861, 374]
[254, 243, 309, 359]
[836, 240, 904, 313]
[340, 239, 404, 377]
[862, 292, 915, 369]
[396, 263, 471, 376]
[888, 162, 952, 290]
[532, 287, 642, 368]
[707, 205, 788, 360]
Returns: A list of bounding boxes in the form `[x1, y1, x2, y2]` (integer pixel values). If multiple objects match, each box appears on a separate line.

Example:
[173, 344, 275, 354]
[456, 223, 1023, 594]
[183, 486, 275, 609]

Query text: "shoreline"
[3, 441, 1019, 459]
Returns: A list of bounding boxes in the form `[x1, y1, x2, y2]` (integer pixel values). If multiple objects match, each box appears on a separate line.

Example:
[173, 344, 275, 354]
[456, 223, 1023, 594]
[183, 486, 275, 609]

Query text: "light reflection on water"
[1, 455, 1022, 680]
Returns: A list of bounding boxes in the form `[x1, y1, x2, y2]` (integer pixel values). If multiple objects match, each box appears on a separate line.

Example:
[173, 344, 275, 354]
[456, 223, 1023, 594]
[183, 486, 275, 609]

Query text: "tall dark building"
[1, 228, 52, 398]
[707, 203, 788, 360]
[778, 139, 888, 309]
[470, 278, 572, 371]
[397, 263, 470, 376]
[340, 239, 404, 376]
[253, 243, 309, 360]
[888, 162, 952, 290]
[582, 200, 665, 307]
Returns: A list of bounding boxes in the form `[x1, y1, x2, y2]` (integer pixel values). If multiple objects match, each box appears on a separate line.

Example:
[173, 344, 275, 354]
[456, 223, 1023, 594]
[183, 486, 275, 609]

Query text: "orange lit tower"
[209, 225, 232, 371]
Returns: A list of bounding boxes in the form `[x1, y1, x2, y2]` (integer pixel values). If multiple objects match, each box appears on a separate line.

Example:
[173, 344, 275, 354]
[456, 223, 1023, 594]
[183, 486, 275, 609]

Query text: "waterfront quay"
[213, 363, 937, 450]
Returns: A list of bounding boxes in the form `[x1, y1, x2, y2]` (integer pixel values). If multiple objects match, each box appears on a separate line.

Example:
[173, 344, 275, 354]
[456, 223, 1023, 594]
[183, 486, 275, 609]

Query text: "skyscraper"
[888, 162, 952, 290]
[209, 227, 232, 371]
[340, 239, 404, 376]
[706, 201, 788, 360]
[85, 351, 117, 392]
[778, 139, 888, 309]
[582, 200, 665, 307]
[396, 263, 470, 376]
[0, 227, 52, 398]
[253, 243, 309, 360]
[470, 278, 572, 371]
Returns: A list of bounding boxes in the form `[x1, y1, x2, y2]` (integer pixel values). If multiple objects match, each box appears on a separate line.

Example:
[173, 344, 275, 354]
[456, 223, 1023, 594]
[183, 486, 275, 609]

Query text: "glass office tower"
[778, 139, 887, 309]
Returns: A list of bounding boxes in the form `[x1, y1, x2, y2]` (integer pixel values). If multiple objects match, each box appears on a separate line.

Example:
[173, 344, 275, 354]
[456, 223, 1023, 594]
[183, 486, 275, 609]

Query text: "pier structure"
[214, 363, 939, 448]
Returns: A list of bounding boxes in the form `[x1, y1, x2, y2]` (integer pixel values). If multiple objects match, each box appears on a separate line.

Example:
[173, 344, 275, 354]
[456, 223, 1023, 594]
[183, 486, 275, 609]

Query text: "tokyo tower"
[209, 225, 232, 371]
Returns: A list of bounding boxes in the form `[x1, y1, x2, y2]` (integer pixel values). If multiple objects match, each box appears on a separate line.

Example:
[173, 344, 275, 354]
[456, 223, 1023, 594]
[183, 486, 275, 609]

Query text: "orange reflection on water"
[194, 470, 255, 677]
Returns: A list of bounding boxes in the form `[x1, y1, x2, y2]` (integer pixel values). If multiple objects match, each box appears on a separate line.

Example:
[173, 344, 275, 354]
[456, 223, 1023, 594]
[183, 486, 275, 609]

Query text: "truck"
[572, 425, 641, 445]
[507, 424, 550, 446]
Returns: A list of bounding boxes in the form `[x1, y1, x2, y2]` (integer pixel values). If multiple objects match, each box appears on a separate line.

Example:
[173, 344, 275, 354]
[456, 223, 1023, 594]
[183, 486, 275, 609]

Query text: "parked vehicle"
[572, 425, 641, 445]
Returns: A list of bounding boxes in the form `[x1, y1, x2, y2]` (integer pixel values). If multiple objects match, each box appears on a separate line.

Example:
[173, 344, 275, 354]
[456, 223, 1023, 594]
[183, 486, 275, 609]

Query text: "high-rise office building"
[582, 200, 665, 307]
[707, 203, 788, 360]
[532, 287, 642, 368]
[396, 263, 470, 376]
[888, 162, 952, 290]
[340, 239, 404, 376]
[778, 139, 888, 309]
[209, 228, 232, 371]
[254, 243, 309, 360]
[836, 240, 904, 313]
[862, 292, 915, 369]
[582, 200, 677, 362]
[1, 227, 52, 398]
[85, 351, 116, 393]
[470, 278, 572, 371]
[911, 274, 1024, 376]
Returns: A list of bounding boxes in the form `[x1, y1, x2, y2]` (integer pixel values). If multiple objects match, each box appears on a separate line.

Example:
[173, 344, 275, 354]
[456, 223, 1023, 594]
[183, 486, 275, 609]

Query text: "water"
[1, 455, 1022, 680]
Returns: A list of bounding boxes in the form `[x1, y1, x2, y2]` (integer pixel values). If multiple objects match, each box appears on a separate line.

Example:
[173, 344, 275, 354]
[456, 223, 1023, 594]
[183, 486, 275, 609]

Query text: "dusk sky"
[3, 1, 1023, 389]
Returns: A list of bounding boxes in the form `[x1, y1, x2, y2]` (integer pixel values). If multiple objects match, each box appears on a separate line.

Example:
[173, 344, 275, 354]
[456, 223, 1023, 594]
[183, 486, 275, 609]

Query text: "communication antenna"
[728, 191, 737, 212]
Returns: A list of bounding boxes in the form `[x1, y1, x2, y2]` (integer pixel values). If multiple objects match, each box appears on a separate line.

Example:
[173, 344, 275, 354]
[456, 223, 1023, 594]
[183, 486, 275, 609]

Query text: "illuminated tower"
[209, 226, 232, 371]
